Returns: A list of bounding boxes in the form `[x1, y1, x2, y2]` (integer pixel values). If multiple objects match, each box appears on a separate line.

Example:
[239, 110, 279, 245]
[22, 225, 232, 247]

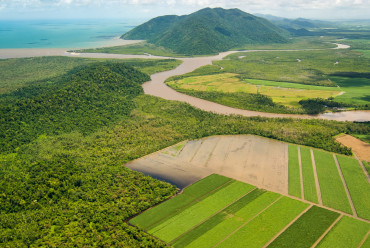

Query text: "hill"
[122, 8, 289, 55]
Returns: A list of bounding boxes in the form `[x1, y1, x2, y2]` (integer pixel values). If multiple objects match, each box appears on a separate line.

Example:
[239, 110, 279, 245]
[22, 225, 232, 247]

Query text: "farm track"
[311, 214, 343, 248]
[261, 205, 312, 248]
[212, 196, 284, 247]
[310, 149, 323, 205]
[298, 146, 304, 200]
[333, 155, 358, 217]
[168, 187, 257, 244]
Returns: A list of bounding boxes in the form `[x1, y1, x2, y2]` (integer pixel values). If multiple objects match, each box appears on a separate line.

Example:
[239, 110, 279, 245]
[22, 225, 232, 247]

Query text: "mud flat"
[125, 135, 289, 194]
[336, 134, 370, 162]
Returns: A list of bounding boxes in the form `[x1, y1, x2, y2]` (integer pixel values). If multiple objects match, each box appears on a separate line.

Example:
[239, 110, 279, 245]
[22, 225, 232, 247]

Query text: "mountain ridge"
[122, 8, 289, 55]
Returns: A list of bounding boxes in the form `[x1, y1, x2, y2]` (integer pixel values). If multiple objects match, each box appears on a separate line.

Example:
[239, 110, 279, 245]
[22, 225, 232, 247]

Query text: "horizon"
[1, 1, 370, 21]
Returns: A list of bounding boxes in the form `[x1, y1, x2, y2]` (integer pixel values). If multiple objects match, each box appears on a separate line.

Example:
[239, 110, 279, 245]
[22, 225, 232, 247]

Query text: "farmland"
[166, 73, 341, 110]
[288, 144, 370, 220]
[130, 174, 369, 247]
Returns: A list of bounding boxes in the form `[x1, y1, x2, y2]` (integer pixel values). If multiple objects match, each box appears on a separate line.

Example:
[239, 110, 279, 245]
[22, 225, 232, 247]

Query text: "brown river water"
[1, 46, 369, 122]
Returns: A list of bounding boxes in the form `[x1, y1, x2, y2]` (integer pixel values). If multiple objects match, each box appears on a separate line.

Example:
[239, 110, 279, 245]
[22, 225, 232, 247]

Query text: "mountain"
[122, 8, 289, 55]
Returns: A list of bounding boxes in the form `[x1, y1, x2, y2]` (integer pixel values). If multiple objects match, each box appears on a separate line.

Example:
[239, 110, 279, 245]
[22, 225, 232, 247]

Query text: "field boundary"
[142, 177, 234, 230]
[310, 149, 323, 205]
[333, 154, 358, 217]
[212, 195, 283, 247]
[311, 214, 343, 248]
[354, 153, 370, 183]
[298, 146, 304, 200]
[358, 230, 370, 248]
[261, 204, 312, 248]
[169, 187, 257, 244]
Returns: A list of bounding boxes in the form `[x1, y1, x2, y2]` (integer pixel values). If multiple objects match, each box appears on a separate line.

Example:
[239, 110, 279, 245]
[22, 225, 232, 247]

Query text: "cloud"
[0, 0, 369, 19]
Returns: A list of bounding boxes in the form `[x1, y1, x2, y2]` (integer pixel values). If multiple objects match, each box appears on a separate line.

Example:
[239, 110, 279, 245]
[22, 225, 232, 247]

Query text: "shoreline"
[0, 38, 143, 59]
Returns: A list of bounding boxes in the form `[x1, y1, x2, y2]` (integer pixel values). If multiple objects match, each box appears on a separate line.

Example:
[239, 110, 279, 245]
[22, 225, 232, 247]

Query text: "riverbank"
[1, 44, 369, 122]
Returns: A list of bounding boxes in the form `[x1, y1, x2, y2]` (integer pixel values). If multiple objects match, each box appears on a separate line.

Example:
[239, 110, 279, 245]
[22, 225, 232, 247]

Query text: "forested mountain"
[122, 8, 289, 55]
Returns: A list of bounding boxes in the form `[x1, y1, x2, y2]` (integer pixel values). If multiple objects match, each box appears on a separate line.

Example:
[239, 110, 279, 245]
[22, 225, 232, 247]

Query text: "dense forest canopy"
[1, 58, 369, 246]
[122, 8, 289, 55]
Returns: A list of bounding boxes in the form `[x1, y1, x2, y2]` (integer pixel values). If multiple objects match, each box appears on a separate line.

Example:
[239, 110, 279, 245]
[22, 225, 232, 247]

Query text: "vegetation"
[336, 155, 370, 220]
[300, 147, 318, 203]
[313, 150, 352, 214]
[217, 197, 308, 248]
[288, 145, 302, 198]
[171, 189, 267, 248]
[317, 216, 370, 248]
[149, 181, 255, 242]
[217, 49, 370, 88]
[267, 206, 340, 248]
[75, 42, 183, 57]
[122, 8, 288, 55]
[130, 174, 232, 229]
[1, 56, 369, 246]
[0, 56, 181, 95]
[299, 98, 351, 114]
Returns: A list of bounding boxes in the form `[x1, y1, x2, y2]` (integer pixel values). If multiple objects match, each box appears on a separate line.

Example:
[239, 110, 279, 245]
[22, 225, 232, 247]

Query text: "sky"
[0, 0, 369, 21]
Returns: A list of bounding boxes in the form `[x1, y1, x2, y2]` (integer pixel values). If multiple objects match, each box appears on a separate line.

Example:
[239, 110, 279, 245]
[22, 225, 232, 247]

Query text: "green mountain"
[122, 8, 289, 55]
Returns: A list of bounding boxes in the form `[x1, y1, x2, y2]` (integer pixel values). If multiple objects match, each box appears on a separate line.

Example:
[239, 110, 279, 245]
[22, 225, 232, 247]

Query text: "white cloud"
[0, 0, 369, 19]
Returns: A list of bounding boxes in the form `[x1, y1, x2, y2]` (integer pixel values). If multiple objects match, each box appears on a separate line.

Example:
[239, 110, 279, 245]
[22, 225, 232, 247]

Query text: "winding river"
[1, 45, 369, 122]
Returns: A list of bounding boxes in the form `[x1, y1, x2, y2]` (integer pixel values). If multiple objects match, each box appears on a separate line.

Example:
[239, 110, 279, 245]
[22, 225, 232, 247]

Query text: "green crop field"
[267, 206, 340, 248]
[336, 155, 370, 220]
[300, 147, 318, 203]
[317, 216, 370, 248]
[288, 145, 302, 198]
[131, 174, 369, 247]
[130, 174, 232, 229]
[313, 150, 353, 214]
[172, 190, 279, 248]
[216, 197, 308, 248]
[148, 181, 255, 242]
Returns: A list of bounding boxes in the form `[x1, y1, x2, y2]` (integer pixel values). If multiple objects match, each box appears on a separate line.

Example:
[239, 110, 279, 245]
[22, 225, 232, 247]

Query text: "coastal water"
[0, 19, 139, 49]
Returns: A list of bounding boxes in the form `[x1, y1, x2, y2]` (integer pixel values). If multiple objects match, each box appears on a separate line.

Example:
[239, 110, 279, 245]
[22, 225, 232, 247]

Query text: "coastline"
[0, 38, 142, 59]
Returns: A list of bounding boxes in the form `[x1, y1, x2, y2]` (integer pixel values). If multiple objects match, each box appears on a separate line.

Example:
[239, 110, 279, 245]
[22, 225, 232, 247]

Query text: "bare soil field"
[336, 134, 370, 162]
[125, 135, 289, 194]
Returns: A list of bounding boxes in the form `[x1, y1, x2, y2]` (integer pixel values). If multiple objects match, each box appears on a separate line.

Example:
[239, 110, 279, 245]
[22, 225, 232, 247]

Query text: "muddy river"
[1, 46, 369, 122]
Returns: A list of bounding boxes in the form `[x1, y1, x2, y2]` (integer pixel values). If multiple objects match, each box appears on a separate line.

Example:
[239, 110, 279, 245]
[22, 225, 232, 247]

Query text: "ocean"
[0, 19, 140, 49]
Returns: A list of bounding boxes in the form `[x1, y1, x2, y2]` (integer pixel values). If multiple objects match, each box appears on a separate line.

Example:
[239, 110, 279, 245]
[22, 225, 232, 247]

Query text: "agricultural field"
[288, 144, 370, 220]
[130, 174, 369, 247]
[166, 73, 341, 108]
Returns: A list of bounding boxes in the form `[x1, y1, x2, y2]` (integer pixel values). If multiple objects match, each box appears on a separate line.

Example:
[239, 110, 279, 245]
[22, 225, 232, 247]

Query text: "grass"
[331, 76, 370, 105]
[0, 56, 181, 95]
[353, 134, 370, 144]
[336, 155, 370, 220]
[364, 161, 370, 174]
[215, 49, 370, 88]
[74, 42, 184, 57]
[149, 181, 255, 242]
[288, 145, 301, 198]
[267, 206, 340, 248]
[217, 197, 308, 248]
[235, 37, 337, 50]
[313, 150, 353, 214]
[129, 174, 232, 229]
[300, 147, 318, 203]
[167, 73, 341, 108]
[172, 190, 279, 248]
[317, 216, 370, 248]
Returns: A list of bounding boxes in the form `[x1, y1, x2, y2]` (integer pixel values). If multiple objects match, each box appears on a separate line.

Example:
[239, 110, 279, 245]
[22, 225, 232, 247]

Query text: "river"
[1, 45, 369, 122]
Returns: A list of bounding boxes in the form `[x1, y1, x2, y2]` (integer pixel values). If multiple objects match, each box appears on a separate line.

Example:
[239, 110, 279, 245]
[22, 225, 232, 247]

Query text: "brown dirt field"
[336, 135, 370, 162]
[125, 135, 289, 194]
